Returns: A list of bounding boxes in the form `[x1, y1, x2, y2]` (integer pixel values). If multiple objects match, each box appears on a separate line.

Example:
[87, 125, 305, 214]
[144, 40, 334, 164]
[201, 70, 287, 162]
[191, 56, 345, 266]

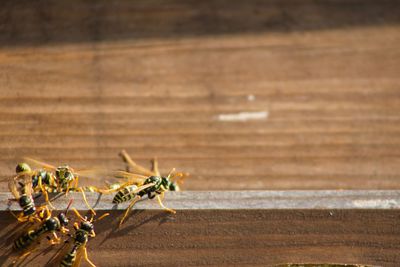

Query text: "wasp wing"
[72, 246, 84, 267]
[113, 171, 147, 183]
[22, 173, 33, 196]
[117, 182, 156, 199]
[73, 167, 113, 179]
[5, 218, 43, 249]
[74, 168, 112, 185]
[119, 150, 156, 176]
[8, 173, 24, 199]
[44, 236, 73, 267]
[23, 157, 57, 171]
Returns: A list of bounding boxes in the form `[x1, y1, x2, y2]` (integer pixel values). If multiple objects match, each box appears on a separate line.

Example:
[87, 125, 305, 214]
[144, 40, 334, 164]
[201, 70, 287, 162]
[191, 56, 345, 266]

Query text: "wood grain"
[0, 0, 400, 191]
[4, 191, 400, 211]
[1, 192, 400, 267]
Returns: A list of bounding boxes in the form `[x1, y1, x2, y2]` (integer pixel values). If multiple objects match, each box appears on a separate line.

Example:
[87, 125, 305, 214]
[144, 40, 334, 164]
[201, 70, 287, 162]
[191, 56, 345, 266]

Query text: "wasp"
[58, 209, 108, 267]
[15, 158, 107, 214]
[8, 171, 50, 223]
[101, 150, 188, 226]
[8, 162, 56, 211]
[13, 200, 71, 251]
[12, 201, 72, 265]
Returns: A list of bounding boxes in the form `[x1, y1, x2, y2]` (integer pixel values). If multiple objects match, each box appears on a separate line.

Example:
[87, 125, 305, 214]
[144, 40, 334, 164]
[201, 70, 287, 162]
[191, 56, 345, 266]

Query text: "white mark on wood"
[247, 94, 255, 101]
[216, 111, 268, 122]
[352, 199, 400, 208]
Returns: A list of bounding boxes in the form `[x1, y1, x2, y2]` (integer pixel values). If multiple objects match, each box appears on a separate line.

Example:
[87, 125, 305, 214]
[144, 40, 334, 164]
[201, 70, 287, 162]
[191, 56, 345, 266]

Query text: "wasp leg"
[28, 216, 42, 224]
[37, 205, 51, 220]
[72, 209, 87, 224]
[76, 188, 96, 215]
[18, 215, 29, 223]
[73, 222, 80, 230]
[151, 158, 160, 176]
[65, 181, 73, 195]
[119, 150, 154, 176]
[74, 176, 79, 189]
[119, 196, 141, 227]
[10, 211, 30, 224]
[95, 213, 109, 222]
[89, 230, 96, 238]
[85, 186, 102, 193]
[83, 247, 96, 267]
[38, 176, 54, 209]
[157, 193, 176, 214]
[48, 232, 61, 245]
[60, 226, 69, 234]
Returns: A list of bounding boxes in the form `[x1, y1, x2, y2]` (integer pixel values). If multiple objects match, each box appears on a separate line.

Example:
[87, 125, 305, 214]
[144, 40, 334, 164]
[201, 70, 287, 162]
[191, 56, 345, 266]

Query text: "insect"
[9, 162, 56, 209]
[102, 150, 187, 226]
[8, 172, 49, 223]
[59, 209, 109, 267]
[12, 201, 72, 265]
[17, 158, 107, 213]
[13, 200, 71, 251]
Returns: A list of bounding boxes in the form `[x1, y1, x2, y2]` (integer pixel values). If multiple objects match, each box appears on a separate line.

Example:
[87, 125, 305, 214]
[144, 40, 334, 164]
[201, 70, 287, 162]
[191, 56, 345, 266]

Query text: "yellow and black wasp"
[8, 170, 50, 223]
[101, 150, 188, 226]
[56, 209, 108, 267]
[14, 200, 71, 251]
[15, 158, 109, 213]
[12, 201, 72, 265]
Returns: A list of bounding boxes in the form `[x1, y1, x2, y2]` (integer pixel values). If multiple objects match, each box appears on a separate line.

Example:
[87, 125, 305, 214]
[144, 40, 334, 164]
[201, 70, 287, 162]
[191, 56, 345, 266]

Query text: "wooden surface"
[1, 192, 400, 267]
[1, 0, 400, 190]
[3, 191, 400, 211]
[1, 2, 400, 266]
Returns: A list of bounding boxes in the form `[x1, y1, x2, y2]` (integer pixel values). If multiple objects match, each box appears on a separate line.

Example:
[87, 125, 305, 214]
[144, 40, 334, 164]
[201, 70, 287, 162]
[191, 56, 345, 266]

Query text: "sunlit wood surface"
[0, 0, 400, 191]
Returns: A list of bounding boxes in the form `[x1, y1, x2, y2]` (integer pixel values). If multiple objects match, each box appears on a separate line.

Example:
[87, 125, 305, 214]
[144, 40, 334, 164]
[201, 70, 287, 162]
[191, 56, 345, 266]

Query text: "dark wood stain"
[0, 210, 399, 266]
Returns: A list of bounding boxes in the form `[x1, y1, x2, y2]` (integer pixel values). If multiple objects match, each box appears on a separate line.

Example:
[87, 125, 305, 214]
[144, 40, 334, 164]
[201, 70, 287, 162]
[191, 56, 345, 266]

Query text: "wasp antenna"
[89, 211, 95, 222]
[72, 208, 86, 221]
[94, 213, 110, 222]
[173, 172, 189, 185]
[65, 199, 73, 215]
[166, 168, 176, 179]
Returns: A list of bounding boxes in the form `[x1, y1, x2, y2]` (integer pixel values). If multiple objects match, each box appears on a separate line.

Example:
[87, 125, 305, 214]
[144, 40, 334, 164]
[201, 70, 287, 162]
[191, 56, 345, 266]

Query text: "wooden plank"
[0, 0, 400, 191]
[3, 191, 400, 211]
[0, 191, 400, 266]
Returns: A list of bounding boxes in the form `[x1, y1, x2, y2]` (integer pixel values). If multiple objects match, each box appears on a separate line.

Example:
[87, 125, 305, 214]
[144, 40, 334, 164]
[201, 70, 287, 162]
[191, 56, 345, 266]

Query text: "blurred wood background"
[0, 0, 400, 191]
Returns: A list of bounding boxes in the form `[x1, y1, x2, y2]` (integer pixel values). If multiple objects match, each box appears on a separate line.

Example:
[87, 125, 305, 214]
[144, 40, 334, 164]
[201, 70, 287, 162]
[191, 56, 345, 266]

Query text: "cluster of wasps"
[6, 150, 187, 267]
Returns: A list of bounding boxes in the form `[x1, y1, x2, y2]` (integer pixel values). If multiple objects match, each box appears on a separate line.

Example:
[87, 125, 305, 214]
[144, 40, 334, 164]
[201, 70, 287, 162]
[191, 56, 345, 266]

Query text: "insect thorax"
[55, 166, 75, 189]
[44, 217, 61, 231]
[32, 170, 55, 188]
[75, 229, 89, 244]
[143, 176, 163, 191]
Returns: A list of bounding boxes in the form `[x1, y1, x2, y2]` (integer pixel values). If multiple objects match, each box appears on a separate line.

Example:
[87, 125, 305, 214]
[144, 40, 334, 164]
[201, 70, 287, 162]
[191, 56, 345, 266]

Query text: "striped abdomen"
[60, 245, 79, 267]
[19, 195, 36, 216]
[61, 228, 89, 266]
[113, 185, 138, 204]
[13, 225, 47, 250]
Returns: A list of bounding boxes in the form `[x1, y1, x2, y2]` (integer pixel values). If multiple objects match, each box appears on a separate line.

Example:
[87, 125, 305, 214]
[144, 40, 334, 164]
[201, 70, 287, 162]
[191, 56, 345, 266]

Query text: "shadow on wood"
[1, 0, 400, 47]
[0, 210, 399, 266]
[0, 191, 399, 266]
